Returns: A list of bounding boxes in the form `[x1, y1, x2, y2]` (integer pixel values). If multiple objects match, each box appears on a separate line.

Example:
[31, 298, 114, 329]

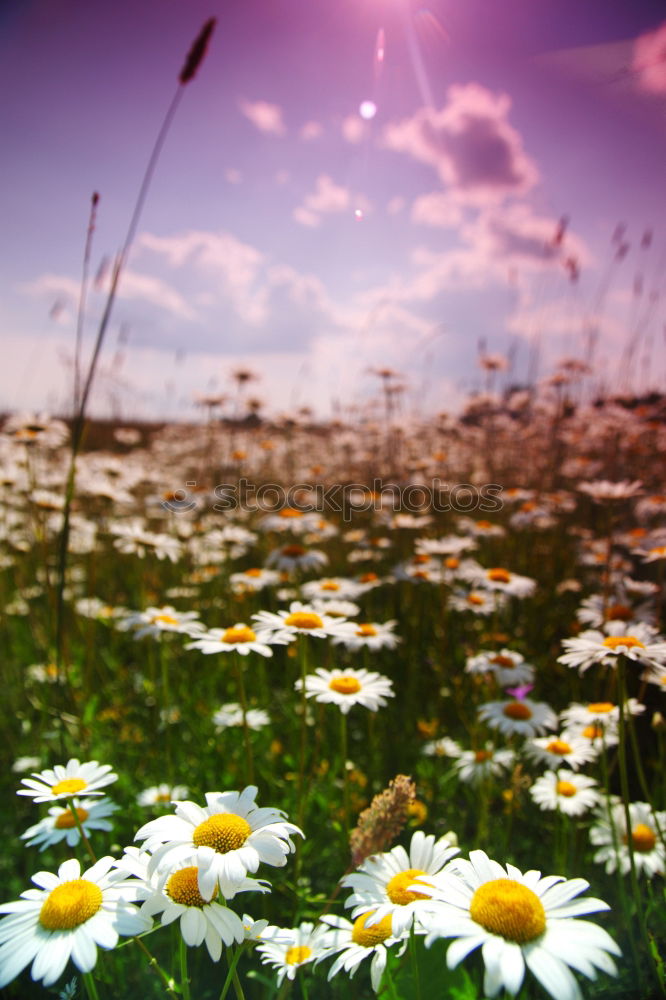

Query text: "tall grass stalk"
[54, 18, 217, 674]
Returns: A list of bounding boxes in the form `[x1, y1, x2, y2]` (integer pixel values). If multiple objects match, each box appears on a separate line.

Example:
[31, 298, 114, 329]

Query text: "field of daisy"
[1, 393, 665, 1000]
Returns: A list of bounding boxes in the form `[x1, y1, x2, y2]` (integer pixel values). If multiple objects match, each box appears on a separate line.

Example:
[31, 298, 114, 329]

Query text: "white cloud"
[411, 192, 463, 228]
[632, 20, 666, 95]
[293, 175, 351, 227]
[300, 120, 323, 140]
[238, 99, 286, 135]
[341, 115, 367, 144]
[383, 84, 538, 203]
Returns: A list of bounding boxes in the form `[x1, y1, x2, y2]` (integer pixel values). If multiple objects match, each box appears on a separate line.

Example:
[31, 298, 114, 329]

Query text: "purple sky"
[2, 0, 666, 420]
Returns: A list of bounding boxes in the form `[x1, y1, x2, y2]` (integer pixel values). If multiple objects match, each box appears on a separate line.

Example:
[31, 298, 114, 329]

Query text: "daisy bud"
[179, 18, 216, 85]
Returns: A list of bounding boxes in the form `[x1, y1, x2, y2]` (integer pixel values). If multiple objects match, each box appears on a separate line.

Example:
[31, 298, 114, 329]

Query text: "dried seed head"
[179, 18, 216, 85]
[349, 774, 416, 867]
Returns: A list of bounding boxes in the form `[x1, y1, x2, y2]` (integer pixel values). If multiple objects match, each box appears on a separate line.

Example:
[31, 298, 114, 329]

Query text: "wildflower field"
[3, 9, 666, 1000]
[1, 396, 666, 1000]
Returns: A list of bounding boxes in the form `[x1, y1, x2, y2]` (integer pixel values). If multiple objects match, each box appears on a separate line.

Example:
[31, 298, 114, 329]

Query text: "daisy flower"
[185, 623, 282, 657]
[478, 698, 557, 738]
[136, 784, 190, 807]
[123, 851, 249, 961]
[341, 830, 459, 936]
[590, 800, 666, 878]
[422, 737, 462, 759]
[265, 544, 328, 573]
[295, 667, 394, 714]
[317, 911, 406, 993]
[332, 620, 400, 651]
[300, 577, 366, 602]
[578, 479, 643, 502]
[311, 598, 361, 619]
[575, 593, 655, 630]
[416, 849, 620, 1000]
[21, 798, 118, 851]
[252, 602, 355, 641]
[213, 703, 271, 730]
[256, 921, 330, 985]
[526, 732, 598, 771]
[230, 567, 281, 593]
[529, 770, 601, 816]
[118, 606, 203, 639]
[448, 590, 503, 616]
[454, 745, 515, 785]
[558, 622, 666, 674]
[559, 699, 644, 731]
[465, 649, 535, 687]
[134, 786, 303, 898]
[0, 856, 150, 989]
[18, 759, 118, 803]
[415, 535, 477, 556]
[464, 566, 536, 599]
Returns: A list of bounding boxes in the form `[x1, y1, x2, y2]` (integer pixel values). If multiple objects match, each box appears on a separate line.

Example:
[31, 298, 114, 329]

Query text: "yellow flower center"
[587, 702, 614, 714]
[281, 544, 306, 557]
[445, 557, 459, 569]
[279, 508, 303, 518]
[470, 879, 546, 943]
[54, 807, 89, 829]
[649, 546, 666, 558]
[476, 520, 492, 530]
[39, 879, 103, 931]
[153, 614, 180, 626]
[628, 824, 657, 853]
[487, 568, 511, 583]
[51, 778, 88, 796]
[503, 702, 532, 720]
[244, 568, 263, 577]
[556, 780, 577, 797]
[386, 868, 432, 905]
[604, 604, 632, 622]
[285, 945, 313, 965]
[192, 813, 252, 853]
[546, 740, 572, 756]
[329, 675, 362, 695]
[356, 624, 378, 637]
[351, 911, 394, 946]
[222, 625, 257, 644]
[155, 792, 172, 802]
[321, 581, 340, 591]
[412, 554, 431, 565]
[359, 573, 378, 583]
[166, 866, 212, 907]
[474, 750, 493, 763]
[284, 611, 324, 630]
[601, 636, 645, 651]
[491, 654, 515, 669]
[582, 724, 604, 740]
[467, 594, 485, 606]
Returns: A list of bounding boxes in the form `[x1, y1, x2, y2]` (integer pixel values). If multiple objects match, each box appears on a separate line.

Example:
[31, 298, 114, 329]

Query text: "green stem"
[380, 958, 400, 1000]
[82, 971, 101, 1000]
[409, 926, 422, 1000]
[133, 936, 180, 997]
[617, 660, 659, 993]
[235, 653, 255, 785]
[224, 946, 247, 1000]
[179, 935, 191, 1000]
[340, 710, 350, 835]
[219, 944, 245, 1000]
[68, 799, 97, 864]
